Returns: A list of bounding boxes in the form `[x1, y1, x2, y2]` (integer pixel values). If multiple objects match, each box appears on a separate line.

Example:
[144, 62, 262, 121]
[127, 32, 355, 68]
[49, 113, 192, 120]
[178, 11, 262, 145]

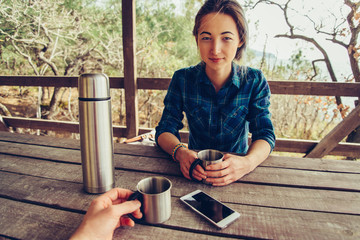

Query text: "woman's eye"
[223, 37, 233, 41]
[201, 37, 211, 40]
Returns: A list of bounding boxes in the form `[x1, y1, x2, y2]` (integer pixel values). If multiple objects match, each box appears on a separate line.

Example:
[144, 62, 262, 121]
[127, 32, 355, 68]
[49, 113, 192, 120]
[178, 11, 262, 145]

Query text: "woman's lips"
[209, 58, 223, 63]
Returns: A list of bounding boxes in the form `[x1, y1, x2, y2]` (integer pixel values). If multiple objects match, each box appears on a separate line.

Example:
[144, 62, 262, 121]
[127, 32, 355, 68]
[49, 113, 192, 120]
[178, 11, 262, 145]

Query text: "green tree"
[0, 0, 124, 119]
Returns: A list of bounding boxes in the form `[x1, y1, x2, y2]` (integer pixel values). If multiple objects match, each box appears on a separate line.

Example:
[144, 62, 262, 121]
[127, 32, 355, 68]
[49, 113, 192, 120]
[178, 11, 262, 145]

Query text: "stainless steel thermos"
[78, 73, 115, 193]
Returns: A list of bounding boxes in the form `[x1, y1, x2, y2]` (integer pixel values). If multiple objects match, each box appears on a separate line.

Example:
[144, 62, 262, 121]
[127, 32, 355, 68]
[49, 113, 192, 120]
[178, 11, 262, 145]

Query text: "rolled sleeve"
[155, 71, 185, 145]
[247, 71, 276, 151]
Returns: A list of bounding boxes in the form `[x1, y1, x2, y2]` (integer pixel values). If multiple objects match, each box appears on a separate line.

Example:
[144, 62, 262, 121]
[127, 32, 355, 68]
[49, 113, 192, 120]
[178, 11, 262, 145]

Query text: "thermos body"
[78, 73, 115, 193]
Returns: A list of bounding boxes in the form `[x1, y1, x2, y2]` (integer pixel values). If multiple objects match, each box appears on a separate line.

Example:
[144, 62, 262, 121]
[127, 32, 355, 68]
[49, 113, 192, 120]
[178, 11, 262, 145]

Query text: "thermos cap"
[78, 73, 110, 99]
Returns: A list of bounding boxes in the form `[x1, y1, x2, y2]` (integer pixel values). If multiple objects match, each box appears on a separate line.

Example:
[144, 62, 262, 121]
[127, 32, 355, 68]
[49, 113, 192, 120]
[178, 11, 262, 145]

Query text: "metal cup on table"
[128, 176, 172, 224]
[189, 149, 224, 184]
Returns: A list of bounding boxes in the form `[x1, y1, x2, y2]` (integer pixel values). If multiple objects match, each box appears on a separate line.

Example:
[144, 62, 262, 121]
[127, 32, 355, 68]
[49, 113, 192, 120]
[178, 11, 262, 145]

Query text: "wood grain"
[1, 133, 360, 239]
[1, 157, 360, 214]
[306, 104, 360, 158]
[122, 0, 139, 138]
[0, 133, 360, 192]
[1, 173, 359, 240]
[1, 76, 359, 97]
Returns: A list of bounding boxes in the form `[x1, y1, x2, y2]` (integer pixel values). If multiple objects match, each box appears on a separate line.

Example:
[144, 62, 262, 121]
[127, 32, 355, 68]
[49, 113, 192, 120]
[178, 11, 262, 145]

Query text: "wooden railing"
[0, 75, 360, 159]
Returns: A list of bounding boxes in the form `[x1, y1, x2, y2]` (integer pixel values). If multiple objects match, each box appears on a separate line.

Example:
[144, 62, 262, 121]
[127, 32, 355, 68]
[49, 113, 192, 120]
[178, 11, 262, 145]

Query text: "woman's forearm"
[157, 132, 181, 155]
[245, 139, 271, 171]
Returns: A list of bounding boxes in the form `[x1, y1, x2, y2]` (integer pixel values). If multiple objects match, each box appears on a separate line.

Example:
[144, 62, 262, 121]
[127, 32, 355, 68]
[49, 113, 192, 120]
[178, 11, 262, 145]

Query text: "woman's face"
[196, 13, 243, 75]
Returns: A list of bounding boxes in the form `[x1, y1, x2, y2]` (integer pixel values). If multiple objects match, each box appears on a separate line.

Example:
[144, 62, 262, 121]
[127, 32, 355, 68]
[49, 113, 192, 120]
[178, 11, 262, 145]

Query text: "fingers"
[191, 169, 205, 181]
[113, 200, 142, 218]
[178, 149, 209, 181]
[193, 165, 207, 179]
[106, 200, 142, 227]
[208, 176, 234, 186]
[120, 216, 135, 227]
[95, 188, 134, 206]
[181, 167, 203, 181]
[180, 162, 191, 180]
[93, 189, 141, 215]
[196, 164, 206, 175]
[118, 200, 143, 227]
[203, 157, 238, 186]
[204, 170, 238, 186]
[205, 159, 229, 171]
[114, 188, 136, 201]
[180, 160, 206, 181]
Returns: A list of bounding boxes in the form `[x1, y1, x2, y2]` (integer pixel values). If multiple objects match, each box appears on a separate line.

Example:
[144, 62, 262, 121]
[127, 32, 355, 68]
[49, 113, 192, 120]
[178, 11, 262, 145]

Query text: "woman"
[155, 0, 275, 186]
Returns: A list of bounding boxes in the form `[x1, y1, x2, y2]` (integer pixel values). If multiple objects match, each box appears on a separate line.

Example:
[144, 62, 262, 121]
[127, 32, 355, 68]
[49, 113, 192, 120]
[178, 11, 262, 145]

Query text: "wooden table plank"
[1, 132, 360, 240]
[1, 162, 360, 215]
[114, 224, 237, 240]
[0, 198, 82, 240]
[0, 198, 229, 240]
[1, 140, 360, 192]
[1, 131, 359, 173]
[3, 194, 358, 240]
[1, 173, 359, 240]
[177, 200, 360, 240]
[264, 155, 360, 174]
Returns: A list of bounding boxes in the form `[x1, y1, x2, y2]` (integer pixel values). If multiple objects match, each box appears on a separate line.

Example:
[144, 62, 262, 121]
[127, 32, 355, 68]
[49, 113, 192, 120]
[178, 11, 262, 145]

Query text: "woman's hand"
[204, 154, 255, 186]
[204, 140, 271, 186]
[176, 147, 207, 181]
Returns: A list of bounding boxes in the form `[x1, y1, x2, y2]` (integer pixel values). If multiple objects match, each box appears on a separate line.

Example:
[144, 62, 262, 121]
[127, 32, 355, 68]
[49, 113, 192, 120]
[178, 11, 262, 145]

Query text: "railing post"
[122, 0, 139, 138]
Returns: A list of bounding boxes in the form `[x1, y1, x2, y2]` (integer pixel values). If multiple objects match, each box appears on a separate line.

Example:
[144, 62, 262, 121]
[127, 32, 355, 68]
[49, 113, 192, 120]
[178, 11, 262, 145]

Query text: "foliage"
[135, 0, 200, 77]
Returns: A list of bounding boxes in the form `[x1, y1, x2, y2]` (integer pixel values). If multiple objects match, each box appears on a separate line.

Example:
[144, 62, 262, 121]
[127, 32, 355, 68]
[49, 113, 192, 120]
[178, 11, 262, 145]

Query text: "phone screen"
[183, 191, 234, 223]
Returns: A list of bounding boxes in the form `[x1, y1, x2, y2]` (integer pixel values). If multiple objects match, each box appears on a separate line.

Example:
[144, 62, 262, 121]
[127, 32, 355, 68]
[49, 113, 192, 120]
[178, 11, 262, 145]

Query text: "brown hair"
[193, 0, 248, 60]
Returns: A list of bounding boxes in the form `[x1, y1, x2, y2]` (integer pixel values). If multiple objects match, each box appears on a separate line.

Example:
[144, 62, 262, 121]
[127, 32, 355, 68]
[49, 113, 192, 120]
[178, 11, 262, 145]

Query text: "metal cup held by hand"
[189, 149, 224, 184]
[127, 176, 172, 224]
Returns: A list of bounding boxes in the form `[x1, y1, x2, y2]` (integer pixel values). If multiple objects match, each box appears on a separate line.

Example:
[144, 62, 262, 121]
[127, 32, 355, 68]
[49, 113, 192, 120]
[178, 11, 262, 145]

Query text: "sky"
[246, 0, 352, 80]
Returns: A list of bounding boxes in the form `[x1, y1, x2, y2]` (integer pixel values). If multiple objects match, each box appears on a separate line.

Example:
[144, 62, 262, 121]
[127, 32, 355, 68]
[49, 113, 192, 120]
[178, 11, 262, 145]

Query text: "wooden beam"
[0, 116, 10, 132]
[122, 0, 138, 138]
[137, 77, 171, 90]
[2, 117, 79, 133]
[1, 76, 360, 97]
[306, 104, 360, 158]
[0, 116, 127, 137]
[0, 76, 78, 87]
[268, 81, 360, 97]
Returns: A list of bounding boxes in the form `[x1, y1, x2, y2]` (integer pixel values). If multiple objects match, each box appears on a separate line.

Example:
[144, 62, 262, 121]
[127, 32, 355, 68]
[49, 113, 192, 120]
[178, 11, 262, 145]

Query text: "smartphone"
[180, 190, 240, 229]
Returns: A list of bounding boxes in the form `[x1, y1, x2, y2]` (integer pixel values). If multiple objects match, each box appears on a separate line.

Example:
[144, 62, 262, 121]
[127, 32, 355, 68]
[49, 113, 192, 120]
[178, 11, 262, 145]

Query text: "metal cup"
[189, 149, 224, 183]
[197, 149, 224, 167]
[128, 176, 172, 224]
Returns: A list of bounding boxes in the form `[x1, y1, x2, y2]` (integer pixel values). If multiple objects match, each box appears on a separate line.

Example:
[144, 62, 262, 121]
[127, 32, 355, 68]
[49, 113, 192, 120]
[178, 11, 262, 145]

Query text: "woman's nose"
[211, 40, 221, 55]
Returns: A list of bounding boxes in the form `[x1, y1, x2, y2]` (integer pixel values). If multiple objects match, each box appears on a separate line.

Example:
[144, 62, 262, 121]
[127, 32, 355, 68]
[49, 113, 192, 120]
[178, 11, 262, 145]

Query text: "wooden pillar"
[122, 0, 138, 138]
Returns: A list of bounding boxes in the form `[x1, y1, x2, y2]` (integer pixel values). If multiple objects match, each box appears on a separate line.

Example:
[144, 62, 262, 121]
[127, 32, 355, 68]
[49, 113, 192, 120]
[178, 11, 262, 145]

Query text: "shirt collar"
[197, 62, 210, 85]
[230, 62, 242, 89]
[197, 62, 243, 89]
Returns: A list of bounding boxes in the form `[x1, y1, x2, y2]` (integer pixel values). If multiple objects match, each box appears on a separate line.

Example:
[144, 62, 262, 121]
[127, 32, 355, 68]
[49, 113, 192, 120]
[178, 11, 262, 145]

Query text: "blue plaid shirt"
[155, 62, 275, 154]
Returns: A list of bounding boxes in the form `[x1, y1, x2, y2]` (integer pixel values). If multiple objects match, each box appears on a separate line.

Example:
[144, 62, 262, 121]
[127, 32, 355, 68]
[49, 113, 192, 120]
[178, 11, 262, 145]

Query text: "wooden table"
[0, 131, 359, 239]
